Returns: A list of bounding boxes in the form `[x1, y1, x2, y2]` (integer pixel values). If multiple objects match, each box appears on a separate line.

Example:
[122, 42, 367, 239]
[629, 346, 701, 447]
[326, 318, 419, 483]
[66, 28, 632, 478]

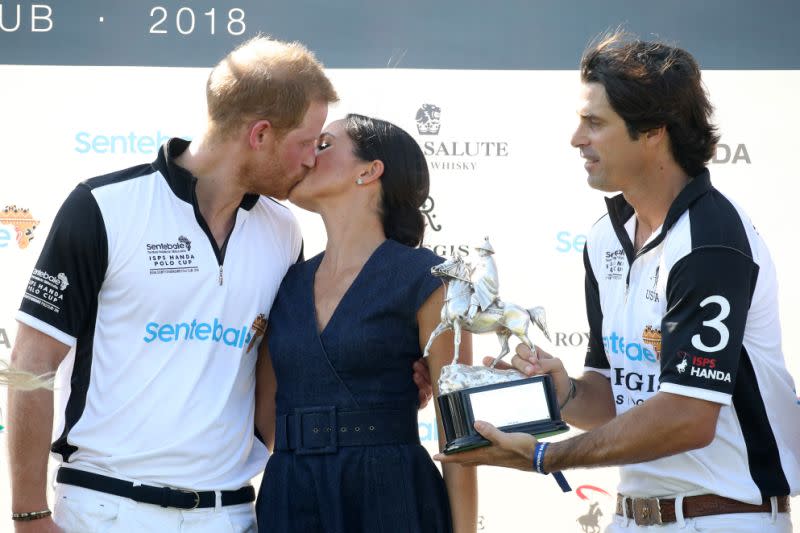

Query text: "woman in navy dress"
[254, 114, 477, 532]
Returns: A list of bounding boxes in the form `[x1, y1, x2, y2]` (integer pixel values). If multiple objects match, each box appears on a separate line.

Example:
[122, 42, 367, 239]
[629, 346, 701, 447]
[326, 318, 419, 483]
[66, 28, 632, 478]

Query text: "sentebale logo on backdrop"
[0, 205, 39, 249]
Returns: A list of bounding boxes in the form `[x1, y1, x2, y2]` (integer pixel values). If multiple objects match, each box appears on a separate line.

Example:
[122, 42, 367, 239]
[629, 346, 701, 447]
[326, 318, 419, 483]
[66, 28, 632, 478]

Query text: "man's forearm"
[545, 392, 720, 473]
[7, 325, 67, 516]
[560, 372, 616, 431]
[8, 387, 54, 512]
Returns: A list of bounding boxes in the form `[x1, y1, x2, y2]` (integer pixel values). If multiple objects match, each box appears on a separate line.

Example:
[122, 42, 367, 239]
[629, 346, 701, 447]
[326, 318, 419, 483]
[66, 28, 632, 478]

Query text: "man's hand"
[484, 344, 571, 406]
[14, 516, 63, 532]
[412, 358, 433, 409]
[433, 421, 537, 471]
[482, 344, 563, 376]
[511, 344, 564, 377]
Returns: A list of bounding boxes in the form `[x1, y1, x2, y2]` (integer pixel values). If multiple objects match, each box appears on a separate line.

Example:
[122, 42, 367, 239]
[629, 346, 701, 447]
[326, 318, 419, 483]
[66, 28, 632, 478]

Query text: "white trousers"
[53, 484, 256, 533]
[607, 496, 792, 533]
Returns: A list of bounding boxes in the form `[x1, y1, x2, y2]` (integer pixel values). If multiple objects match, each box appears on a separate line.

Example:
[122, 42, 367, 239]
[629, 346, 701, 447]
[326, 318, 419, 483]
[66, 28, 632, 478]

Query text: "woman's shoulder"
[380, 241, 445, 310]
[281, 252, 321, 285]
[383, 239, 444, 269]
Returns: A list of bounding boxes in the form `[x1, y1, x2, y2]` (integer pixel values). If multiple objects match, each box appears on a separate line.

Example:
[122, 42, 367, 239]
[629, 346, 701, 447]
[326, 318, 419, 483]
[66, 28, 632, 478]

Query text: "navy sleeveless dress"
[256, 239, 452, 533]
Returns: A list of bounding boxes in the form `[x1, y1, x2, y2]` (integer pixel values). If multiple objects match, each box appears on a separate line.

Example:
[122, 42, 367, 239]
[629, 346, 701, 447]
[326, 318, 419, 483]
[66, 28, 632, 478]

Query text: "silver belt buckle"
[632, 497, 663, 526]
[176, 488, 201, 510]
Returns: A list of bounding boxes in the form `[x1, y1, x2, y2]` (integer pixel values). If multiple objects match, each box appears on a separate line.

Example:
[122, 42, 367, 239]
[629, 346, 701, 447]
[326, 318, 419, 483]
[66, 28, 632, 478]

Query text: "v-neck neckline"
[310, 239, 390, 337]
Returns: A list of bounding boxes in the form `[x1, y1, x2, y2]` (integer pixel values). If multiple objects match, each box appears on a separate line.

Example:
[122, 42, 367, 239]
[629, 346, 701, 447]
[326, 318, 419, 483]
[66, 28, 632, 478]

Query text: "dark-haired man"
[438, 33, 799, 532]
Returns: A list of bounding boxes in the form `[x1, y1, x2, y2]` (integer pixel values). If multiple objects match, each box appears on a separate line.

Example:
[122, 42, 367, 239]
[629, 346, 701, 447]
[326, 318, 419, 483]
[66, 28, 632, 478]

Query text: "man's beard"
[239, 157, 304, 199]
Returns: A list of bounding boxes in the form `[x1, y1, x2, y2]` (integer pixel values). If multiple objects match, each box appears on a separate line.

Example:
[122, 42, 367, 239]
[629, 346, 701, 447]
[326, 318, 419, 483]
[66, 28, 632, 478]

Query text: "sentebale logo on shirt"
[143, 318, 253, 348]
[603, 331, 658, 362]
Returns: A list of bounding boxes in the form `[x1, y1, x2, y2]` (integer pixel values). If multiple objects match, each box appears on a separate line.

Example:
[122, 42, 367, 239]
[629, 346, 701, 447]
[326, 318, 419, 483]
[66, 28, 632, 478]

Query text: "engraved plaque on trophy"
[423, 237, 569, 454]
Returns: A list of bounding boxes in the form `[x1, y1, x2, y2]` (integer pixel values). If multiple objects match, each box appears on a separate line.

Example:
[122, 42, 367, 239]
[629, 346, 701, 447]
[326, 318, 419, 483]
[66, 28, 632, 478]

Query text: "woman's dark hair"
[344, 113, 429, 247]
[581, 31, 720, 177]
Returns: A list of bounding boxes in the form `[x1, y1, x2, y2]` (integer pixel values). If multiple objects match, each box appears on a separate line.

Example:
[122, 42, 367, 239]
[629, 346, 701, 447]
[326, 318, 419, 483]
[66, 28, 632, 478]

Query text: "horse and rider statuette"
[423, 237, 551, 394]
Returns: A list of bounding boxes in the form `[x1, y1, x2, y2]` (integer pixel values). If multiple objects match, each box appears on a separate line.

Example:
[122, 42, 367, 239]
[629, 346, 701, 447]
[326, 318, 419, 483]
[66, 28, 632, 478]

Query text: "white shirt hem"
[659, 382, 732, 405]
[16, 311, 77, 347]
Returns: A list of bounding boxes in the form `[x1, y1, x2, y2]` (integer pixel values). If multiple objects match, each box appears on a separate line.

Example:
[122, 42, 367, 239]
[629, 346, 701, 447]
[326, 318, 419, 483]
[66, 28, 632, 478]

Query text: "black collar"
[153, 138, 260, 211]
[604, 168, 713, 260]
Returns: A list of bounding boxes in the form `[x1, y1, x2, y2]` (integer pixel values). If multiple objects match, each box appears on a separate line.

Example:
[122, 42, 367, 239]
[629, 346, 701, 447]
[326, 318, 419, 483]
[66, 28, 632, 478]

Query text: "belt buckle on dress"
[294, 406, 337, 455]
[632, 497, 663, 526]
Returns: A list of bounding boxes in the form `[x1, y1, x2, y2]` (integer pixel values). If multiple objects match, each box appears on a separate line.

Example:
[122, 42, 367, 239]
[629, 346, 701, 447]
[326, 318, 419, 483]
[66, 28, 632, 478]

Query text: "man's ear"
[357, 160, 384, 185]
[644, 125, 667, 147]
[249, 120, 273, 149]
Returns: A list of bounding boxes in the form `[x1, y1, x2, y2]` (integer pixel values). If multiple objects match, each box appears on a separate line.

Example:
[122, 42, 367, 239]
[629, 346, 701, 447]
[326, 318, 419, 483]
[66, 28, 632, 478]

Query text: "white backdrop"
[1, 66, 799, 531]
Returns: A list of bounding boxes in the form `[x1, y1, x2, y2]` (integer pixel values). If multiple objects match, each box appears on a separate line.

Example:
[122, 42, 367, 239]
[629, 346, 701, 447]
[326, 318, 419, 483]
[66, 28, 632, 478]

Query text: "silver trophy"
[424, 237, 568, 454]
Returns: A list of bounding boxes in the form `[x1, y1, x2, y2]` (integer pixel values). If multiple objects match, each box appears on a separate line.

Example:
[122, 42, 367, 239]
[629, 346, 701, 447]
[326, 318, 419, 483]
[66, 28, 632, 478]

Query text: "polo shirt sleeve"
[16, 184, 108, 346]
[583, 246, 610, 377]
[658, 246, 758, 405]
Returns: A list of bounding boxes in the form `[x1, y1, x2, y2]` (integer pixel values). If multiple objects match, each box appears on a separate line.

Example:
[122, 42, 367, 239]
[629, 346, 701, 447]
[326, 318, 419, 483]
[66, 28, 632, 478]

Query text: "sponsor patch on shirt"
[676, 351, 732, 382]
[146, 235, 199, 275]
[23, 268, 69, 313]
[604, 249, 625, 280]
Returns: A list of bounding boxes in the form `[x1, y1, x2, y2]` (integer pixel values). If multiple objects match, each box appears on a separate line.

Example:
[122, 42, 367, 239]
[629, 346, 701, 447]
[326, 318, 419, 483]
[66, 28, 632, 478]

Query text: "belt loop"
[621, 495, 630, 527]
[159, 486, 171, 508]
[215, 490, 223, 511]
[674, 495, 686, 528]
[131, 479, 142, 507]
[276, 415, 288, 450]
[770, 496, 778, 523]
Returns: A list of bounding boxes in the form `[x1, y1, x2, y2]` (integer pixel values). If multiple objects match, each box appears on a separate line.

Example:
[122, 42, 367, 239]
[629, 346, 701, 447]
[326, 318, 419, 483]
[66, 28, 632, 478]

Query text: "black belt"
[56, 467, 255, 510]
[274, 406, 420, 455]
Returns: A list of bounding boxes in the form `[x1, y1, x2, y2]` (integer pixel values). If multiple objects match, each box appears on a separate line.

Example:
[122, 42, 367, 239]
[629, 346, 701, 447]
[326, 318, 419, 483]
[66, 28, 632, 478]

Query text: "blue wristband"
[532, 441, 572, 493]
[533, 442, 548, 474]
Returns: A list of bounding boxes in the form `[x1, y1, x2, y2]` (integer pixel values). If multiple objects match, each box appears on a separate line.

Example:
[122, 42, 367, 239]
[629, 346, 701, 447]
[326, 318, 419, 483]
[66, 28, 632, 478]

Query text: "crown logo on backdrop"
[415, 104, 441, 135]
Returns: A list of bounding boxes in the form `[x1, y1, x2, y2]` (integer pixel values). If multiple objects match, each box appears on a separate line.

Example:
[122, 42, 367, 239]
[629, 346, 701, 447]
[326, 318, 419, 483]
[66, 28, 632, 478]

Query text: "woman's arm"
[254, 336, 277, 452]
[418, 286, 477, 533]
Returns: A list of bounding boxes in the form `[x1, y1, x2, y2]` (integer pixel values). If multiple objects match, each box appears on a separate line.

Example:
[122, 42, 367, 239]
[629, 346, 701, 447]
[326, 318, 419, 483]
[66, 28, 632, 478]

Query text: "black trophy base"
[438, 374, 569, 455]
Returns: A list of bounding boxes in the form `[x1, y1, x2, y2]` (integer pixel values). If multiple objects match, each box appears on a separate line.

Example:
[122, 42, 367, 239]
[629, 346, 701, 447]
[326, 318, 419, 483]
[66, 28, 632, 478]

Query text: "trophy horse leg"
[453, 320, 462, 364]
[516, 310, 536, 352]
[528, 306, 551, 342]
[516, 330, 535, 354]
[490, 328, 511, 368]
[423, 320, 451, 358]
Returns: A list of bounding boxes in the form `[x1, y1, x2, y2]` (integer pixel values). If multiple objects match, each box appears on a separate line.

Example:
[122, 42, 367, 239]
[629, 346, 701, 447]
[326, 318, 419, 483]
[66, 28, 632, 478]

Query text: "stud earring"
[356, 178, 364, 185]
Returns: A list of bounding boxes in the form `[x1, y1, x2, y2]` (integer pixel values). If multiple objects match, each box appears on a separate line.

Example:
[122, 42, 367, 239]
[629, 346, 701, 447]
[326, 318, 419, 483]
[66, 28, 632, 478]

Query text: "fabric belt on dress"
[274, 406, 420, 455]
[615, 493, 791, 526]
[56, 467, 255, 510]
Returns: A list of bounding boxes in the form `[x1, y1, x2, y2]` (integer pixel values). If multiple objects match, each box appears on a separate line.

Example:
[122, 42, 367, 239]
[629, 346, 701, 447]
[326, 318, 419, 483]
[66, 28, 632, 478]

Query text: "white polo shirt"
[583, 169, 800, 503]
[17, 138, 302, 490]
